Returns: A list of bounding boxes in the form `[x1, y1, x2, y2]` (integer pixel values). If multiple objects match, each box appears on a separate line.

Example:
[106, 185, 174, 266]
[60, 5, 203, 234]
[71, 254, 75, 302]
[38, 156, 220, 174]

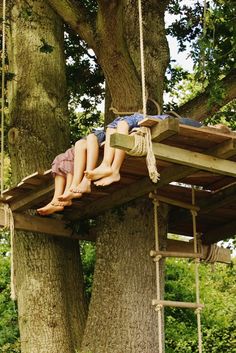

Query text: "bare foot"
[37, 200, 72, 216]
[94, 172, 121, 186]
[58, 188, 82, 201]
[76, 177, 92, 193]
[85, 164, 112, 181]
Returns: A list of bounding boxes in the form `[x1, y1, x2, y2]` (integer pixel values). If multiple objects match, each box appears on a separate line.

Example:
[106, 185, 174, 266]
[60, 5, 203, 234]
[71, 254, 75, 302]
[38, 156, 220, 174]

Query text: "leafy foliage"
[0, 231, 20, 353]
[166, 0, 236, 112]
[80, 241, 96, 300]
[165, 258, 236, 352]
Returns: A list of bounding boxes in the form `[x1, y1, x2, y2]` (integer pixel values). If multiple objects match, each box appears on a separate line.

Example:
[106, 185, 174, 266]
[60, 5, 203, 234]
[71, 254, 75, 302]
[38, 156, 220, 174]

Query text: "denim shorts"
[107, 113, 145, 131]
[90, 127, 106, 146]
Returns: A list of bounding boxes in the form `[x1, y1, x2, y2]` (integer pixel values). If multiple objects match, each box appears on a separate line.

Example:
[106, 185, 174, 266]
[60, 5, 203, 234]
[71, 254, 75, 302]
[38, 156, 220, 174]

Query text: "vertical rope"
[137, 0, 159, 183]
[191, 186, 203, 353]
[152, 193, 164, 353]
[138, 0, 146, 118]
[4, 203, 16, 300]
[1, 0, 6, 196]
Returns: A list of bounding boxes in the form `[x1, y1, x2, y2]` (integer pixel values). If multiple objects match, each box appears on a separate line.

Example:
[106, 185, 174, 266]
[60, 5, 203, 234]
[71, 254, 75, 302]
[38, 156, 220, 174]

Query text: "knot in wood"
[8, 127, 20, 145]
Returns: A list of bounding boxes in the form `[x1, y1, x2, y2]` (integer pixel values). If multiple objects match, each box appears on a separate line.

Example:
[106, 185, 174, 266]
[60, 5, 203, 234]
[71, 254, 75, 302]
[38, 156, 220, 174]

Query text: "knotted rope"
[3, 203, 16, 300]
[151, 193, 164, 353]
[205, 244, 220, 263]
[126, 126, 160, 183]
[191, 187, 203, 353]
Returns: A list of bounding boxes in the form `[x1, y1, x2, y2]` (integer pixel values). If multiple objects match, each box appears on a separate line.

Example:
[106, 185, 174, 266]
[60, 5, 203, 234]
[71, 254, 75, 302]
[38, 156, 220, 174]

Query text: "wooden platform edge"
[110, 133, 236, 178]
[0, 205, 231, 263]
[0, 206, 95, 241]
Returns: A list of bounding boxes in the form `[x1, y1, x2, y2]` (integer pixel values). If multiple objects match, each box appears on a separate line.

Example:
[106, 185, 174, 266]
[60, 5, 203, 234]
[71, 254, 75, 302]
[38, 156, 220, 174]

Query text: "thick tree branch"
[47, 0, 96, 48]
[177, 69, 236, 121]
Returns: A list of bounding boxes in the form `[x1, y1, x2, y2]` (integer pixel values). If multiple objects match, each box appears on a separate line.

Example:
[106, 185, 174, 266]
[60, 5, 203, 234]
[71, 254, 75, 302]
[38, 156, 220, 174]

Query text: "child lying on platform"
[84, 113, 202, 186]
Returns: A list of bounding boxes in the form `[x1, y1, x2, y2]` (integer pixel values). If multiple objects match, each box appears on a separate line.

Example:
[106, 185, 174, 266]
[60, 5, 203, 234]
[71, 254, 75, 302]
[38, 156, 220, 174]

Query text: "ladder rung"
[152, 299, 204, 309]
[150, 250, 202, 259]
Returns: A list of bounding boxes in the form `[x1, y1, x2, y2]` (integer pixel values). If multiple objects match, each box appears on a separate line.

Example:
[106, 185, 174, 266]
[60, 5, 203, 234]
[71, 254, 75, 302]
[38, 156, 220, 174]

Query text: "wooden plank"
[151, 117, 179, 142]
[10, 182, 54, 211]
[0, 206, 95, 240]
[137, 117, 179, 141]
[138, 117, 163, 127]
[179, 125, 233, 143]
[21, 170, 52, 186]
[110, 133, 236, 178]
[207, 139, 236, 159]
[153, 141, 236, 178]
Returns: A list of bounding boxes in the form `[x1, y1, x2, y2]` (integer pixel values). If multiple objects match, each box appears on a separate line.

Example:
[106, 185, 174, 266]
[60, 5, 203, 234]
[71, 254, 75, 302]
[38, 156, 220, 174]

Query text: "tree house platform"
[1, 118, 236, 250]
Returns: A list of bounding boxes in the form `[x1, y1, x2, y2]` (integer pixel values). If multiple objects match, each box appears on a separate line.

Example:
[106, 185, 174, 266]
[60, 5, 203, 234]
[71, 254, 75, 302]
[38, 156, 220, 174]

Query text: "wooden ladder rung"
[150, 250, 202, 259]
[152, 299, 204, 309]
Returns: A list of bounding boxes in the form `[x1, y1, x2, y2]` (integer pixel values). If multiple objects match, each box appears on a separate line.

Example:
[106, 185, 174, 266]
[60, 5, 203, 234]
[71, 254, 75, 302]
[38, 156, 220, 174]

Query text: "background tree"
[6, 1, 87, 352]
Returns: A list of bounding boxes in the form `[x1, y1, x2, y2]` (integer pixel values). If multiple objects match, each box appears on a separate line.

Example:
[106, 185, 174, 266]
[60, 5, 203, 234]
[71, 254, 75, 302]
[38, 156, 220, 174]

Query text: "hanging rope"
[3, 203, 16, 300]
[1, 0, 6, 197]
[137, 0, 159, 183]
[191, 186, 203, 353]
[150, 192, 164, 353]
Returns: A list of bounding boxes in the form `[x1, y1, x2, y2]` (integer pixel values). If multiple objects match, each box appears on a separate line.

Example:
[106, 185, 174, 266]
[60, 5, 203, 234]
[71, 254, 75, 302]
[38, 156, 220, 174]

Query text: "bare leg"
[95, 121, 129, 186]
[58, 139, 87, 201]
[76, 133, 99, 193]
[37, 175, 72, 215]
[85, 127, 116, 180]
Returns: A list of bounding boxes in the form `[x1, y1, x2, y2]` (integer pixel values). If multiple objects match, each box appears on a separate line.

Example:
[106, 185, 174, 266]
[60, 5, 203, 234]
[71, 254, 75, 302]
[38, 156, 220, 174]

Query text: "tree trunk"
[80, 3, 170, 351]
[124, 0, 170, 109]
[82, 199, 168, 353]
[7, 1, 87, 352]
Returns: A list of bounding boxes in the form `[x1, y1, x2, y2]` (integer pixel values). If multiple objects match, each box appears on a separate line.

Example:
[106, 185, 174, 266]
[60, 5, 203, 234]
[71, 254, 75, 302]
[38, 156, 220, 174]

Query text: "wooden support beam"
[0, 206, 95, 241]
[0, 205, 232, 260]
[110, 133, 236, 178]
[207, 138, 236, 159]
[166, 239, 231, 263]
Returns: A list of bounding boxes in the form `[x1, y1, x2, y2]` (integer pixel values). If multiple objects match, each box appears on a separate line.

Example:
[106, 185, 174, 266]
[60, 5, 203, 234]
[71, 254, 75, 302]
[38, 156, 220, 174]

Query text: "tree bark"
[7, 1, 87, 352]
[7, 0, 70, 181]
[82, 199, 168, 353]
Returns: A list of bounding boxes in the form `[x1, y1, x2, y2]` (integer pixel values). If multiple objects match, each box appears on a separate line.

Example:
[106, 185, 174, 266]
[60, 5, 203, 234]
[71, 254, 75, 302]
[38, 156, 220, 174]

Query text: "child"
[37, 129, 105, 215]
[85, 113, 146, 186]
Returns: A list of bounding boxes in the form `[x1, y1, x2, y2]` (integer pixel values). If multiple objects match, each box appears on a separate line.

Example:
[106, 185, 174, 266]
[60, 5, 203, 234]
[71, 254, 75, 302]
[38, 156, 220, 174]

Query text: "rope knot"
[195, 307, 203, 315]
[127, 127, 160, 183]
[153, 255, 162, 262]
[155, 304, 163, 312]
